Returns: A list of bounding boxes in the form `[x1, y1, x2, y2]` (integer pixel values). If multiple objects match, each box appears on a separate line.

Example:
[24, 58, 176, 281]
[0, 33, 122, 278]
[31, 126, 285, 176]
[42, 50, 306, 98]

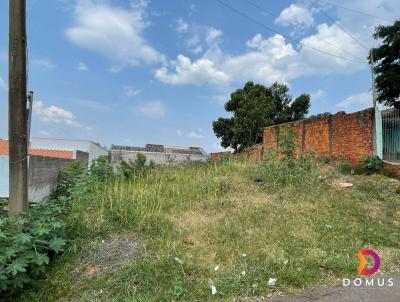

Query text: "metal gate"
[382, 108, 400, 162]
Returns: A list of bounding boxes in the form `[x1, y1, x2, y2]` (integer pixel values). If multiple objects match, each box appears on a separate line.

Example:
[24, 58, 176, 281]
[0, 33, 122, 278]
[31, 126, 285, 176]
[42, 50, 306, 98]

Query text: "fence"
[382, 108, 400, 162]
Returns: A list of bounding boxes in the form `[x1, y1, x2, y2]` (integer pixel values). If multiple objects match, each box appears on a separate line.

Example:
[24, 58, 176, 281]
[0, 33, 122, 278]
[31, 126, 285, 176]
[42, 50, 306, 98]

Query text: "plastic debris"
[101, 240, 105, 244]
[242, 253, 247, 257]
[267, 278, 277, 287]
[337, 182, 353, 188]
[174, 257, 184, 265]
[214, 265, 220, 272]
[241, 270, 246, 276]
[211, 285, 217, 295]
[283, 259, 288, 265]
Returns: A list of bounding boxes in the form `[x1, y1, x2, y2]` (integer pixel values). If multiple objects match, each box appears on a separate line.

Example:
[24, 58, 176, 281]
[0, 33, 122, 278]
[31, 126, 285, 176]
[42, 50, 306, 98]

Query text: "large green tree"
[213, 82, 310, 151]
[370, 20, 400, 108]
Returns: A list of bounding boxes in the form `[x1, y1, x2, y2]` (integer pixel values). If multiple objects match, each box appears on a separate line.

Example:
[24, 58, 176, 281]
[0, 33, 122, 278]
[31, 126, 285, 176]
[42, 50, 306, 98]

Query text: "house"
[0, 139, 86, 202]
[110, 144, 209, 171]
[30, 137, 108, 166]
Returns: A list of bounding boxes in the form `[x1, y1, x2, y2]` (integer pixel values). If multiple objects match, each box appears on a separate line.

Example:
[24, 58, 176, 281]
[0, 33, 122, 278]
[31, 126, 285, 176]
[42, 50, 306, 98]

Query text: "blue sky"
[0, 0, 398, 151]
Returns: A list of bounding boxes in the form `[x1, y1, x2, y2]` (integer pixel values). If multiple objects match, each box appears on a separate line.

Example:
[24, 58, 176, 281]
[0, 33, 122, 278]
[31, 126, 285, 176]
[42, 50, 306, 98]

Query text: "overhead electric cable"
[216, 0, 366, 64]
[320, 0, 396, 23]
[242, 0, 365, 61]
[306, 0, 370, 51]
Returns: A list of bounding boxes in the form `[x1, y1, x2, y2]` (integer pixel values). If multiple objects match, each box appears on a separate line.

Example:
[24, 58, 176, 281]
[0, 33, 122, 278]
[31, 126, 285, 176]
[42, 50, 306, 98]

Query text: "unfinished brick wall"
[331, 110, 374, 165]
[211, 108, 376, 166]
[384, 162, 400, 176]
[263, 108, 375, 165]
[210, 144, 263, 162]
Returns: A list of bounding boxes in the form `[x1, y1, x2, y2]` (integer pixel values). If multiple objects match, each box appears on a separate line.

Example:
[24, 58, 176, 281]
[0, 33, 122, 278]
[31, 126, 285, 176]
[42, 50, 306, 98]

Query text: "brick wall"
[384, 162, 400, 176]
[210, 144, 263, 162]
[331, 110, 375, 165]
[263, 108, 375, 165]
[211, 108, 376, 166]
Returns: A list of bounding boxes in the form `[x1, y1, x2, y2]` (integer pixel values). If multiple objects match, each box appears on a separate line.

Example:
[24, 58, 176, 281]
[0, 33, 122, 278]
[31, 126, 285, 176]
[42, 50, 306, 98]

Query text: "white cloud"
[155, 17, 371, 87]
[66, 0, 164, 68]
[155, 55, 231, 86]
[0, 77, 7, 91]
[180, 24, 223, 54]
[337, 92, 371, 110]
[77, 62, 88, 71]
[275, 4, 314, 29]
[134, 101, 165, 118]
[31, 57, 57, 69]
[124, 86, 142, 97]
[177, 129, 204, 139]
[176, 17, 189, 33]
[310, 89, 325, 101]
[33, 101, 91, 130]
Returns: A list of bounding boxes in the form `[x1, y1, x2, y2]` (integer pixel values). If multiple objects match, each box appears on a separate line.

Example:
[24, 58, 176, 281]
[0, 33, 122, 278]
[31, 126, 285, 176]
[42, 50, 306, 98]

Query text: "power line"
[216, 0, 366, 64]
[306, 0, 370, 51]
[242, 0, 365, 62]
[320, 0, 396, 23]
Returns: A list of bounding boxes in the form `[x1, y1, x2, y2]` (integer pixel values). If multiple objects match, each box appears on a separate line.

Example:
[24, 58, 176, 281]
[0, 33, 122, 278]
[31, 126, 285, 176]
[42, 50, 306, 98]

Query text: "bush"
[119, 153, 154, 179]
[54, 160, 85, 197]
[362, 155, 383, 174]
[0, 200, 68, 294]
[260, 130, 320, 187]
[89, 156, 113, 182]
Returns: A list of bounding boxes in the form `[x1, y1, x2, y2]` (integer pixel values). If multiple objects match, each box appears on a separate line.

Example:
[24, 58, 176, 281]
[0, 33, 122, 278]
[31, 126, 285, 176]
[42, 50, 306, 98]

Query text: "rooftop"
[0, 140, 73, 159]
[111, 144, 207, 156]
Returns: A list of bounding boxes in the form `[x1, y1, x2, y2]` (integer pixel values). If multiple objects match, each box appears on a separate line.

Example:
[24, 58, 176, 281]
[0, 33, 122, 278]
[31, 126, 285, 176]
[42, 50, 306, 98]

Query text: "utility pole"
[370, 52, 377, 108]
[9, 0, 28, 217]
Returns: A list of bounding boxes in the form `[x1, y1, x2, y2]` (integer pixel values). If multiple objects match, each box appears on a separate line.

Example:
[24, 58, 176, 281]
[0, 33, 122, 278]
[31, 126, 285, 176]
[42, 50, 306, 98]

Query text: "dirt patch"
[78, 234, 141, 280]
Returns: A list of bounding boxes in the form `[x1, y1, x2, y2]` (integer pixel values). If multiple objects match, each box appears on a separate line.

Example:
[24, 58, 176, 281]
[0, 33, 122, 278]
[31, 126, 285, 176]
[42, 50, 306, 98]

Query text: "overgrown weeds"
[8, 150, 400, 301]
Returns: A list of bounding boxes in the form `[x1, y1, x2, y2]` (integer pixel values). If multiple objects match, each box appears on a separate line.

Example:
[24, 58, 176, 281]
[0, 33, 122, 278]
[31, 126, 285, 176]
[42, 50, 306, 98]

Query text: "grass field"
[17, 158, 400, 301]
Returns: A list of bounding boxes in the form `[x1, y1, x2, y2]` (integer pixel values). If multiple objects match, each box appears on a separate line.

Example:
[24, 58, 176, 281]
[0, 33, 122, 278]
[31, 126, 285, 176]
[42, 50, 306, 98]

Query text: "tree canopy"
[213, 82, 310, 151]
[370, 20, 400, 108]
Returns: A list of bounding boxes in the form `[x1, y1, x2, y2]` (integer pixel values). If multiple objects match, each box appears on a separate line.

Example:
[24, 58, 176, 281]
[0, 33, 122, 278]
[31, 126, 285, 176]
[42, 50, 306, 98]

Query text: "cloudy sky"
[0, 0, 398, 151]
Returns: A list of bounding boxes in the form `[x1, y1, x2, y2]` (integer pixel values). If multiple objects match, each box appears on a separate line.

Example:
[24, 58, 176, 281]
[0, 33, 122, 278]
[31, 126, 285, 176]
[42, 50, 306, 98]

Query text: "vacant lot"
[18, 158, 400, 301]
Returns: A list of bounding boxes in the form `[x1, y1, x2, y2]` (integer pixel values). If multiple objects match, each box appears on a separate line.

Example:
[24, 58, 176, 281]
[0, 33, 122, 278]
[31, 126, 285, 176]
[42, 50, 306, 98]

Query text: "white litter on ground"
[211, 285, 217, 295]
[268, 278, 277, 287]
[241, 270, 246, 276]
[337, 182, 353, 188]
[174, 257, 184, 264]
[242, 253, 247, 257]
[214, 265, 220, 272]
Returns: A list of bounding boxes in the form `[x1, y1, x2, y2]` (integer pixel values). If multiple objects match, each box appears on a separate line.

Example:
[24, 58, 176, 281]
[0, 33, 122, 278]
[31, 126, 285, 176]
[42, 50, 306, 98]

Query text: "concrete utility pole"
[370, 52, 377, 108]
[9, 0, 28, 217]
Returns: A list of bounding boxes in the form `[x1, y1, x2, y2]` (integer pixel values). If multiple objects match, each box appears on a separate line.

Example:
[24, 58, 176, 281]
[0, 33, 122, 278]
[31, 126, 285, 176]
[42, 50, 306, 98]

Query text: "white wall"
[31, 138, 108, 166]
[0, 156, 8, 198]
[110, 150, 208, 173]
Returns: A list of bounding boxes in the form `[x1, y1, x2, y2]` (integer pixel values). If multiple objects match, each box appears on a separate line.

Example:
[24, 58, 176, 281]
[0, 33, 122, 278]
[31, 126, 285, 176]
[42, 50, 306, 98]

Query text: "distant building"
[110, 144, 209, 171]
[0, 139, 87, 201]
[30, 137, 108, 166]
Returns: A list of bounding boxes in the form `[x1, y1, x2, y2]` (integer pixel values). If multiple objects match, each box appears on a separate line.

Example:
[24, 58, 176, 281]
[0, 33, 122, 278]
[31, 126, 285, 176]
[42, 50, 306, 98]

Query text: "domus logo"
[357, 249, 380, 275]
[342, 249, 394, 288]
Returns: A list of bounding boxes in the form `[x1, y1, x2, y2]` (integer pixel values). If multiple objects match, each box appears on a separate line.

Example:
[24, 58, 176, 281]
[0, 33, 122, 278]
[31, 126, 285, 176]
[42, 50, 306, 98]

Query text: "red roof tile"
[0, 139, 73, 159]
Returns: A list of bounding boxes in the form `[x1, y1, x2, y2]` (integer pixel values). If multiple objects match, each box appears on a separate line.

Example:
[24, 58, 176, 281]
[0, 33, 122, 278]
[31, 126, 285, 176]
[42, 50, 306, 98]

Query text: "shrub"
[119, 153, 154, 179]
[89, 156, 113, 182]
[0, 200, 68, 294]
[260, 130, 320, 187]
[362, 155, 383, 174]
[54, 160, 85, 197]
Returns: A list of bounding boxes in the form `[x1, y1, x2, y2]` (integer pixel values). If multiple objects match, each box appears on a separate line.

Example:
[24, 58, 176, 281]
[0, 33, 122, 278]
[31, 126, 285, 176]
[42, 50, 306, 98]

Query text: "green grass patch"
[10, 158, 400, 301]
